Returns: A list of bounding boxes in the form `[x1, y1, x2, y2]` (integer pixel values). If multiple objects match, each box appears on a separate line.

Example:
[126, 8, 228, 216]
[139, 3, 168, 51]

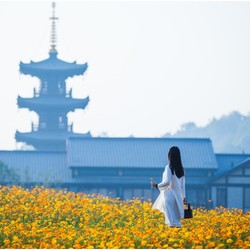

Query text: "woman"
[151, 146, 187, 228]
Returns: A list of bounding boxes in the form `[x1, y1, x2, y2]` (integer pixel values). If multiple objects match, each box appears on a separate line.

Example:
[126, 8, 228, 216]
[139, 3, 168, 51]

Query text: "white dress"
[152, 164, 186, 227]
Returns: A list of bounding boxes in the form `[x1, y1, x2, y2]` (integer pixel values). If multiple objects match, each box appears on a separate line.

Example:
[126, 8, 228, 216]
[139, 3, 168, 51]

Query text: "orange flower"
[0, 186, 249, 249]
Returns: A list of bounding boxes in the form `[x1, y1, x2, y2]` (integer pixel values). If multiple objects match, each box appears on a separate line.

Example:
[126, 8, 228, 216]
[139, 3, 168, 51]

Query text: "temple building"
[0, 137, 250, 211]
[15, 2, 90, 151]
[0, 3, 250, 212]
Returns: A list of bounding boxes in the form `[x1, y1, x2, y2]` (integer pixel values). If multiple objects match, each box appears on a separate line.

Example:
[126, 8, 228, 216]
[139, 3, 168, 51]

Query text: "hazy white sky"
[0, 0, 250, 150]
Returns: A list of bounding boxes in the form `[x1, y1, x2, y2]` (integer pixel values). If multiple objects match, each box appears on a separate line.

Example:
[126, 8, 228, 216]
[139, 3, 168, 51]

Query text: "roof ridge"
[67, 136, 212, 141]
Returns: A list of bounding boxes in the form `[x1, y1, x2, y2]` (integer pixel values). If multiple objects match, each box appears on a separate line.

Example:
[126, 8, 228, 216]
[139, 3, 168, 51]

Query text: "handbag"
[184, 203, 193, 219]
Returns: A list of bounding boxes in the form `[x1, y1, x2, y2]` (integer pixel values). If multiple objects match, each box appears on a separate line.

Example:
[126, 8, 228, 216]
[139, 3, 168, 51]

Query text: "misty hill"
[164, 111, 250, 153]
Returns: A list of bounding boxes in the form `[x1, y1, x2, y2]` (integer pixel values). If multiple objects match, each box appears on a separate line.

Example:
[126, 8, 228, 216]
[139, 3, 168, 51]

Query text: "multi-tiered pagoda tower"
[15, 3, 90, 151]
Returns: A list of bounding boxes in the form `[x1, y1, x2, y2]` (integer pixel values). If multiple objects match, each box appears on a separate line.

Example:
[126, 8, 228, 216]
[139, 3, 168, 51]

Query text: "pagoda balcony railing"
[32, 122, 72, 131]
[32, 122, 47, 131]
[33, 88, 72, 98]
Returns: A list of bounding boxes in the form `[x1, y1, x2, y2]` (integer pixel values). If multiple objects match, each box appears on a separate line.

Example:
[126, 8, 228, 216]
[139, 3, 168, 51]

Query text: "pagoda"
[15, 2, 90, 151]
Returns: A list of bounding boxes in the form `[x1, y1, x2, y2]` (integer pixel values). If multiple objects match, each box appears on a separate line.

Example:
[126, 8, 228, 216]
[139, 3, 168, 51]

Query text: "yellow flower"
[12, 236, 19, 242]
[0, 186, 248, 249]
[4, 239, 10, 246]
[86, 245, 94, 249]
[216, 243, 225, 249]
[192, 245, 203, 249]
[206, 242, 215, 248]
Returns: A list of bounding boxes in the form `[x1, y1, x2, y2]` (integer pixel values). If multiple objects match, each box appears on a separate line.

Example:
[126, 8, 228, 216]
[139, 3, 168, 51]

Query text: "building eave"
[17, 96, 89, 112]
[19, 55, 88, 78]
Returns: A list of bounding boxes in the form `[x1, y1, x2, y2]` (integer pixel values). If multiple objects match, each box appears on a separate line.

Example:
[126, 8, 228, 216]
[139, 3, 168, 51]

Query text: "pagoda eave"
[16, 130, 91, 141]
[20, 64, 88, 78]
[15, 130, 91, 150]
[17, 96, 89, 112]
[19, 52, 88, 78]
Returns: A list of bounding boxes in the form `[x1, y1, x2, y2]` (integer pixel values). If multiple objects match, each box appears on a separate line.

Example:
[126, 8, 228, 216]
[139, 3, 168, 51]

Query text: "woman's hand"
[151, 181, 158, 189]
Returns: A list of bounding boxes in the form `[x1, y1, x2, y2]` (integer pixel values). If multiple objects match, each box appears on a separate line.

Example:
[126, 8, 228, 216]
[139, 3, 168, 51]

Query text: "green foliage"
[0, 161, 20, 185]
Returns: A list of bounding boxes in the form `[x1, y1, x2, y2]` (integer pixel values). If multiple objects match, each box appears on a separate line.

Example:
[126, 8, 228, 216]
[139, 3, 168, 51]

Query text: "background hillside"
[164, 111, 250, 153]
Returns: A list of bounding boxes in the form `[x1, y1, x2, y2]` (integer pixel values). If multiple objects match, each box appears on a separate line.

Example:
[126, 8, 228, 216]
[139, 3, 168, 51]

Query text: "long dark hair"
[168, 146, 184, 178]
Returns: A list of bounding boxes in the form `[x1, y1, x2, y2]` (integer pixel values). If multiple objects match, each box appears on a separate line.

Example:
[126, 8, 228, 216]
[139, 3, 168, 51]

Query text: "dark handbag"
[184, 203, 193, 219]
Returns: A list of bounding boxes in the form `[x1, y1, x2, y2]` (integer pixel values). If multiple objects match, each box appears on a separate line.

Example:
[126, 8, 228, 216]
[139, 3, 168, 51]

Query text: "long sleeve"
[158, 165, 172, 191]
[181, 176, 186, 199]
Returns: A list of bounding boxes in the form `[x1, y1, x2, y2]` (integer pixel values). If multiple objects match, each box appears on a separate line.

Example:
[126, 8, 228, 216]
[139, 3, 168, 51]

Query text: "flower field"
[0, 186, 249, 249]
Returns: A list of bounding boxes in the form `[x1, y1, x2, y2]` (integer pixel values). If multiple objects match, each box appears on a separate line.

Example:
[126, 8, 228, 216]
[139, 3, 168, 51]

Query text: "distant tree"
[180, 122, 197, 132]
[0, 161, 20, 185]
[17, 142, 35, 150]
[164, 111, 250, 153]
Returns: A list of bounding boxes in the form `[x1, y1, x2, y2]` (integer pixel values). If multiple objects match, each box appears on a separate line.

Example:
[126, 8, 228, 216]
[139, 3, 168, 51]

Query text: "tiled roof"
[67, 137, 218, 169]
[17, 96, 89, 111]
[215, 153, 250, 175]
[0, 151, 72, 183]
[0, 137, 218, 185]
[20, 52, 87, 77]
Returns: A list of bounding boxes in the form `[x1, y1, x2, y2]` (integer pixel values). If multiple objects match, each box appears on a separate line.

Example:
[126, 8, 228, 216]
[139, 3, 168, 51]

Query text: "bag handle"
[184, 202, 191, 210]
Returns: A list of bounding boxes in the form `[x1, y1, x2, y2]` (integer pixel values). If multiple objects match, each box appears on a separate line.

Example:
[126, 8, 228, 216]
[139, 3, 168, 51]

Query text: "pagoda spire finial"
[50, 2, 59, 53]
